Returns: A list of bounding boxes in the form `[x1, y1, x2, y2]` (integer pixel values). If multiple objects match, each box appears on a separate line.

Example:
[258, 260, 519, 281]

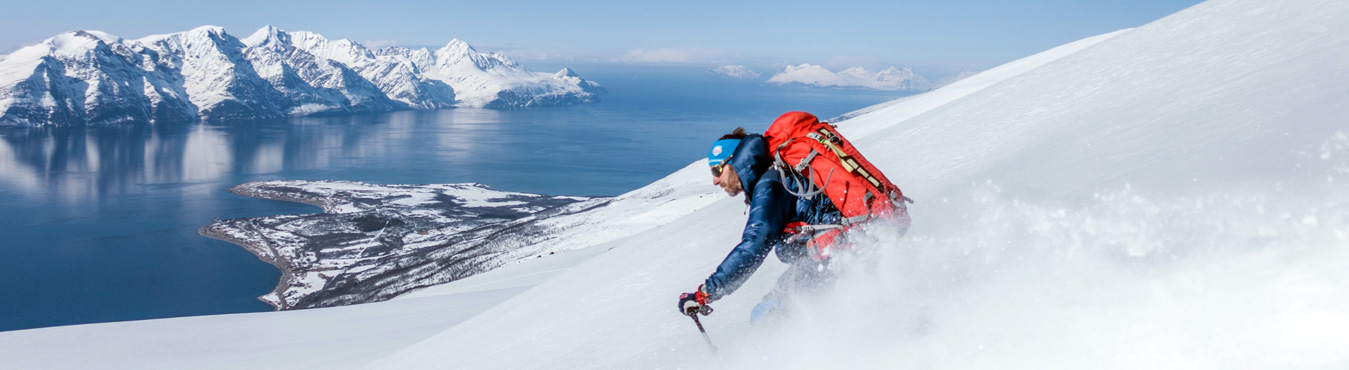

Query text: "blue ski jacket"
[701, 134, 840, 302]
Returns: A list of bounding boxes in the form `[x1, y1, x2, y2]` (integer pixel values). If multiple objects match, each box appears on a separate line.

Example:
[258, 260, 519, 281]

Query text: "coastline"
[199, 223, 295, 310]
[199, 181, 336, 310]
[225, 183, 334, 213]
[196, 180, 603, 310]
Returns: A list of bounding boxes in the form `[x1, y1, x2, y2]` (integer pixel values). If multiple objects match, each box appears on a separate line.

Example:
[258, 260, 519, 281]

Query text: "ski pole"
[687, 312, 719, 355]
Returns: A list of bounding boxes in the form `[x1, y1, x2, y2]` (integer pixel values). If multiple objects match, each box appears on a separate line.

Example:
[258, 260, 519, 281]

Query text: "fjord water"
[0, 65, 914, 331]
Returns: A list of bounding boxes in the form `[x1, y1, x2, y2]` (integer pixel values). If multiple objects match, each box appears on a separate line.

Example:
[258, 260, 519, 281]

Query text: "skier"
[677, 127, 844, 323]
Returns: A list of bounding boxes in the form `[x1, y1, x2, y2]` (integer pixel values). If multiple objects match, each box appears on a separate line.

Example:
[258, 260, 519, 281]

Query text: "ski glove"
[678, 286, 713, 316]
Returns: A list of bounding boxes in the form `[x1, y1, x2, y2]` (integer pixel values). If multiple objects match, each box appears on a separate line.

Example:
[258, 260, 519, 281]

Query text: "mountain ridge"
[0, 26, 601, 126]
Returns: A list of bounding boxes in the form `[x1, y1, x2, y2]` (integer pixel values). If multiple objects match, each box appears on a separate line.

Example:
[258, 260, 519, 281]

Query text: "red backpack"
[764, 111, 911, 260]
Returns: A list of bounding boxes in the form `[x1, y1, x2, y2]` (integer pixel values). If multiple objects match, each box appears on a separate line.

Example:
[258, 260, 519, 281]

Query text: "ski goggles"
[711, 161, 731, 177]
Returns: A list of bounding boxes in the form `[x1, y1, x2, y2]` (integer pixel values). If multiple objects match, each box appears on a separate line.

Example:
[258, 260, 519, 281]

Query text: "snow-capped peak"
[433, 38, 513, 71]
[767, 63, 846, 85]
[553, 67, 580, 78]
[436, 39, 477, 61]
[69, 30, 122, 44]
[188, 25, 228, 38]
[287, 30, 376, 65]
[45, 30, 121, 56]
[242, 25, 290, 49]
[442, 38, 473, 53]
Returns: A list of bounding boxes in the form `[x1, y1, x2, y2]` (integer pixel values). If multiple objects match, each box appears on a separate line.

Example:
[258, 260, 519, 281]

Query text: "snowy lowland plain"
[200, 180, 596, 310]
[0, 26, 602, 126]
[3, 0, 1349, 368]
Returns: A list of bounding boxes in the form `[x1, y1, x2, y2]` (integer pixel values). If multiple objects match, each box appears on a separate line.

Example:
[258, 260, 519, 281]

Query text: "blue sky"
[0, 0, 1203, 76]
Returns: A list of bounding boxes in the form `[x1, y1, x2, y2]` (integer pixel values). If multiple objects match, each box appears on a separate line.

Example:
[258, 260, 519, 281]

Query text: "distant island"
[0, 26, 604, 126]
[707, 65, 762, 79]
[708, 63, 954, 92]
[767, 64, 932, 91]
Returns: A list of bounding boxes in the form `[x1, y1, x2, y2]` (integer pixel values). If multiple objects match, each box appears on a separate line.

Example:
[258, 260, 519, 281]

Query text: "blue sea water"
[0, 64, 915, 332]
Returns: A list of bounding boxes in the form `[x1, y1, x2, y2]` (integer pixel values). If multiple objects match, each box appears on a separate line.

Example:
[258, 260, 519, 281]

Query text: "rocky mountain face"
[0, 26, 602, 126]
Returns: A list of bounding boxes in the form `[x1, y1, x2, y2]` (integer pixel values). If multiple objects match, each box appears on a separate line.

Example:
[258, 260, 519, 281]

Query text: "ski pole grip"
[684, 304, 713, 317]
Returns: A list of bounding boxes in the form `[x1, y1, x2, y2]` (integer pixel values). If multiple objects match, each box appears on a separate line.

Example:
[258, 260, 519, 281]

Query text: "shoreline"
[199, 223, 294, 310]
[197, 181, 337, 310]
[226, 183, 334, 212]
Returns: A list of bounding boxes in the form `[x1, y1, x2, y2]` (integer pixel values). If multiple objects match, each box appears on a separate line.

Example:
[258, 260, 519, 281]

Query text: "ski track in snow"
[3, 0, 1349, 368]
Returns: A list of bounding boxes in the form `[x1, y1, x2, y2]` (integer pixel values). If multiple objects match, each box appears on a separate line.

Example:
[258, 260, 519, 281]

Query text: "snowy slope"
[0, 288, 506, 369]
[4, 0, 1349, 368]
[368, 0, 1349, 368]
[0, 163, 721, 370]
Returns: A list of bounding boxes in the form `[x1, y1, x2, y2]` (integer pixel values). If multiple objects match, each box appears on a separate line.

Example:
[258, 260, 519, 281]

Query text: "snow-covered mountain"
[0, 30, 200, 125]
[708, 65, 762, 79]
[240, 27, 453, 114]
[933, 70, 979, 88]
[4, 0, 1349, 368]
[0, 26, 601, 126]
[767, 63, 932, 91]
[377, 40, 605, 108]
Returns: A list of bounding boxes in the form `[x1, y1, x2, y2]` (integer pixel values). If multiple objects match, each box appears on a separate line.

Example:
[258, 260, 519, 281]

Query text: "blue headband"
[708, 139, 741, 168]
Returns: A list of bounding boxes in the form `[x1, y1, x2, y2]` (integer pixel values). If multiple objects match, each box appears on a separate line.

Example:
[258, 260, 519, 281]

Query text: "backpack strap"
[843, 214, 872, 225]
[809, 128, 888, 190]
[781, 167, 831, 200]
[794, 149, 819, 173]
[792, 224, 843, 232]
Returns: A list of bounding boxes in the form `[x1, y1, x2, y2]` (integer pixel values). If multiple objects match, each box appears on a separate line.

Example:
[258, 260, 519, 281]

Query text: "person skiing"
[677, 127, 844, 323]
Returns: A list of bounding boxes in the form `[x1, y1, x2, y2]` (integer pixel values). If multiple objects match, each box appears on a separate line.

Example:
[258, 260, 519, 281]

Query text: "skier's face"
[713, 164, 743, 197]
